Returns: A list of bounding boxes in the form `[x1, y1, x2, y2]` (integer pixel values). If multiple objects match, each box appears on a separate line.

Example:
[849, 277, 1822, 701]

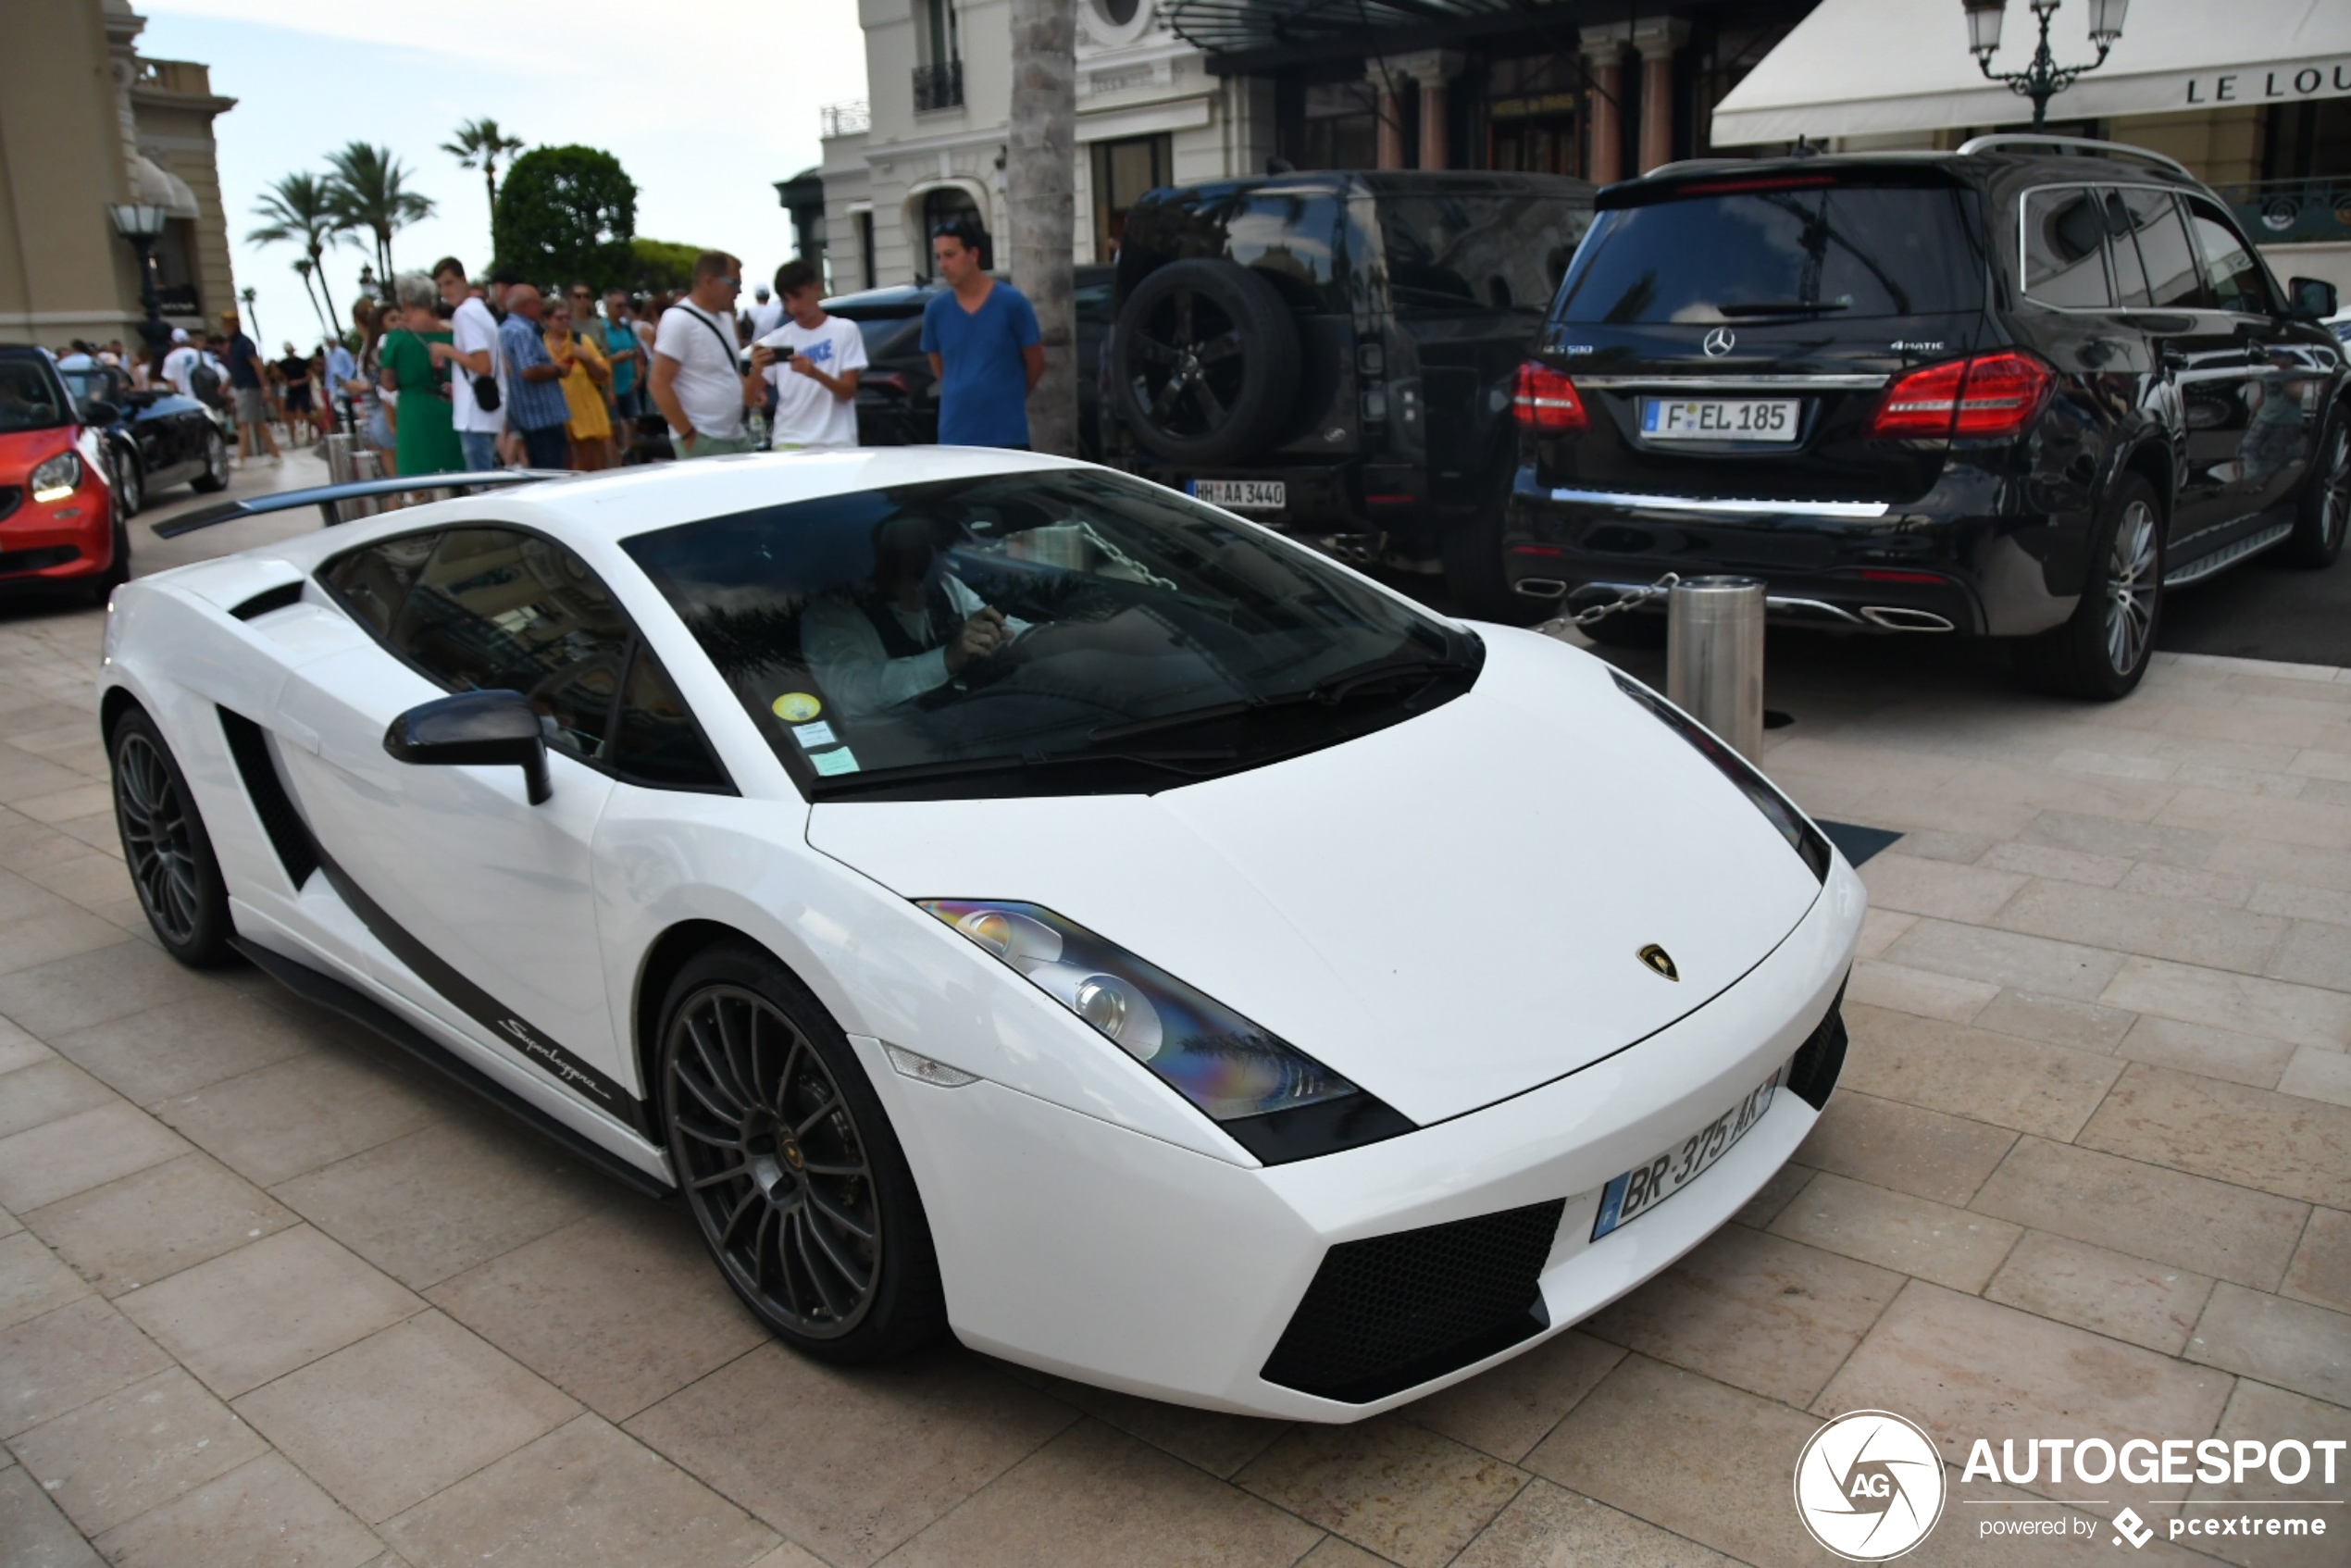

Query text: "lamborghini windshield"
[623, 469, 1478, 800]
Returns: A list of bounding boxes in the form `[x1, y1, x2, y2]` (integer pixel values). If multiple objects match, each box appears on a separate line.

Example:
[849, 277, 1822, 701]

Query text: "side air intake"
[217, 707, 318, 889]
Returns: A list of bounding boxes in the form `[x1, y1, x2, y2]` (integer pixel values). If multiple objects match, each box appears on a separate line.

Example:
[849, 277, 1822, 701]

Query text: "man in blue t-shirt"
[920, 221, 1042, 448]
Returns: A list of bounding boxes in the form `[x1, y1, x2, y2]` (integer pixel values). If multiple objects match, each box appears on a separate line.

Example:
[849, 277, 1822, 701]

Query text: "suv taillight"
[1869, 351, 2054, 440]
[1513, 362, 1587, 432]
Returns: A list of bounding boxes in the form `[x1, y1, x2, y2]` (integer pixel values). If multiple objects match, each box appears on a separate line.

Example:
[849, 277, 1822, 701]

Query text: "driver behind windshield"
[802, 514, 1030, 716]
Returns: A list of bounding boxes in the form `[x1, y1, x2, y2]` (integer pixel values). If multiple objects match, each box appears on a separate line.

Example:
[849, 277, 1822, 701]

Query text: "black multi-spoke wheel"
[2284, 407, 2350, 568]
[1111, 258, 1299, 467]
[2014, 472, 2164, 702]
[108, 709, 232, 964]
[660, 943, 944, 1362]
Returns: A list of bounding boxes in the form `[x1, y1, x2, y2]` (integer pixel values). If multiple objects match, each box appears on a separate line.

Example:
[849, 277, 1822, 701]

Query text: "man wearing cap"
[160, 329, 200, 400]
[219, 309, 281, 465]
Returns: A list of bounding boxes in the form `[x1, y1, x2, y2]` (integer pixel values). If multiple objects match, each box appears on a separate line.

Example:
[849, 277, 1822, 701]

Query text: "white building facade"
[818, 0, 1275, 292]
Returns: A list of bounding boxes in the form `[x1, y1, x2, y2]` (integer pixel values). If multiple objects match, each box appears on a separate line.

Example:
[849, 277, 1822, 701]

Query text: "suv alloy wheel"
[2015, 474, 2163, 701]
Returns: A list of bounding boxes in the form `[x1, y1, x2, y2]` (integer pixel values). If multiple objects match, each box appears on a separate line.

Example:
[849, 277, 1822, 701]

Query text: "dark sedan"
[56, 363, 227, 516]
[822, 268, 1113, 455]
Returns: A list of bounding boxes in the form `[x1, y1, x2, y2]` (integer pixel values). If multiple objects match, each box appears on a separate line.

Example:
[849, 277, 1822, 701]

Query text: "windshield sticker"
[772, 692, 823, 723]
[809, 747, 861, 777]
[791, 720, 838, 750]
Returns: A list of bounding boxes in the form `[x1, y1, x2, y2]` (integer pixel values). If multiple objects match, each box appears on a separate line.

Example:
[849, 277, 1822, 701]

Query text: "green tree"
[628, 238, 702, 293]
[442, 118, 528, 247]
[323, 143, 434, 285]
[493, 145, 637, 291]
[248, 171, 348, 335]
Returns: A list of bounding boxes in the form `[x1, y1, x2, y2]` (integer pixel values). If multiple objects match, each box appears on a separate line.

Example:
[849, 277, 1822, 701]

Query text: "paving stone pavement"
[1, 466, 2346, 1565]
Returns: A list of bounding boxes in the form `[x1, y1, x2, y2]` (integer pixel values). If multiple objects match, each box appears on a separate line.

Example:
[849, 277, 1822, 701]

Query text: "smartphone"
[762, 342, 793, 360]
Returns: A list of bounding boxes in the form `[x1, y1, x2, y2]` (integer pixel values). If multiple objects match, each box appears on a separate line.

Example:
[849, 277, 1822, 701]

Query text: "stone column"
[1578, 28, 1625, 185]
[1635, 19, 1689, 174]
[1392, 51, 1464, 169]
[1375, 75, 1408, 170]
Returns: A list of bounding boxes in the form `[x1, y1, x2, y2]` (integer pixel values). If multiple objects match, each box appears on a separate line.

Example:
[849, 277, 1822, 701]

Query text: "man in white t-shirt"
[751, 259, 864, 449]
[746, 281, 784, 342]
[160, 329, 200, 398]
[649, 251, 760, 457]
[434, 257, 506, 470]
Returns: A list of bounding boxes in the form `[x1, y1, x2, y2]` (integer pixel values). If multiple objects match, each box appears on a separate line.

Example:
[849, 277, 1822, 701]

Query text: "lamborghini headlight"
[30, 452, 81, 504]
[919, 899, 1412, 1163]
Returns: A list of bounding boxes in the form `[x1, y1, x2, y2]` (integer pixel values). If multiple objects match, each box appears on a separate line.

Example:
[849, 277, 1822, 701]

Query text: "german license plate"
[1188, 478, 1287, 512]
[1640, 398, 1797, 442]
[1591, 1071, 1780, 1240]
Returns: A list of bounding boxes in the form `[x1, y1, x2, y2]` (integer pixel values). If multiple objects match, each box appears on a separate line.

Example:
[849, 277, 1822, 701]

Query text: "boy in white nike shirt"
[750, 259, 864, 449]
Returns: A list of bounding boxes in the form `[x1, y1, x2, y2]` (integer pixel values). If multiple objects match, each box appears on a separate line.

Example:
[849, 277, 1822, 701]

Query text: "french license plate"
[1188, 478, 1287, 512]
[1591, 1072, 1780, 1240]
[1640, 398, 1798, 442]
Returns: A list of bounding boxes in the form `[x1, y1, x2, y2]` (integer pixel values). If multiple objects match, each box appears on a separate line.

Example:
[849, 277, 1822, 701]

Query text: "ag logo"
[1794, 1411, 1947, 1561]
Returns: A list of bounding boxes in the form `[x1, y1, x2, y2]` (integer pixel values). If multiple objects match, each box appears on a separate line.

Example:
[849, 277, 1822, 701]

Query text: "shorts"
[517, 423, 571, 470]
[611, 385, 643, 420]
[364, 406, 394, 453]
[282, 384, 314, 413]
[233, 386, 267, 424]
[680, 431, 758, 459]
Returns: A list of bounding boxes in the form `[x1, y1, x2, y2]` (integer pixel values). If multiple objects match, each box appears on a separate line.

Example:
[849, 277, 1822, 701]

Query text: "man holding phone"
[750, 259, 865, 449]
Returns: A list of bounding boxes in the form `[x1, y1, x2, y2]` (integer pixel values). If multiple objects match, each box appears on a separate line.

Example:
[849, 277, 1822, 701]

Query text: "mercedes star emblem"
[1702, 327, 1736, 357]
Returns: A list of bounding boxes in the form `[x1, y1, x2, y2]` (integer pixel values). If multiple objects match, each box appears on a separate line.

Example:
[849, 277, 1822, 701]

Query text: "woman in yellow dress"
[545, 301, 612, 470]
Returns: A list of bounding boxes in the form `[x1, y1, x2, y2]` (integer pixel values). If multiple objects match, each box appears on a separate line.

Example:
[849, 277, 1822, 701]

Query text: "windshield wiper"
[809, 745, 1238, 797]
[1715, 300, 1850, 317]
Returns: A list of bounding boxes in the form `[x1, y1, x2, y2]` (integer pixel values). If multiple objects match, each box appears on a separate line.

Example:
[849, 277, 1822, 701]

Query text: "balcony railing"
[2218, 178, 2351, 247]
[820, 100, 871, 139]
[913, 59, 964, 113]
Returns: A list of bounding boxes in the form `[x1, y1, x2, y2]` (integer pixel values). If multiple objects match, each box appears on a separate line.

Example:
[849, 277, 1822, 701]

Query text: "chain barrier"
[1537, 571, 1682, 636]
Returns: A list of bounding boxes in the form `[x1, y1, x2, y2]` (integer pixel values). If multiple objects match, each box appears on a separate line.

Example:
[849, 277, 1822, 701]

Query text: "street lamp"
[106, 201, 171, 355]
[1963, 0, 2128, 131]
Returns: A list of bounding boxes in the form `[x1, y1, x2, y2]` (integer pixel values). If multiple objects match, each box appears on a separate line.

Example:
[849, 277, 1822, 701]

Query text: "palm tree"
[292, 258, 330, 339]
[442, 118, 527, 246]
[248, 171, 348, 332]
[323, 143, 434, 287]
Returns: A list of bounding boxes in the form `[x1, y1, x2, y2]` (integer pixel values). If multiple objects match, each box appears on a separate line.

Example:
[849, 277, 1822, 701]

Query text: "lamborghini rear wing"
[153, 470, 568, 538]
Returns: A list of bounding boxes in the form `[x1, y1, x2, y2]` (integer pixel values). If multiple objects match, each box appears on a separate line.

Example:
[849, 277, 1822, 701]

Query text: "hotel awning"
[1710, 0, 2351, 146]
[1167, 0, 1597, 75]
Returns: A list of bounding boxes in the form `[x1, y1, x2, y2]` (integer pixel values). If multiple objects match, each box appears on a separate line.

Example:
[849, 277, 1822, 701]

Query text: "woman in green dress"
[377, 272, 464, 477]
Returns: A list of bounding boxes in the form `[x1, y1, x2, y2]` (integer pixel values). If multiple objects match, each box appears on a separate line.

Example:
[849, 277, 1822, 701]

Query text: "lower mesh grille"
[1785, 983, 1848, 1110]
[1261, 1199, 1564, 1405]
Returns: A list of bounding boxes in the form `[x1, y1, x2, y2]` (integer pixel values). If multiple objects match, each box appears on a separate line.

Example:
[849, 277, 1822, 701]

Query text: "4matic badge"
[1796, 1411, 1948, 1561]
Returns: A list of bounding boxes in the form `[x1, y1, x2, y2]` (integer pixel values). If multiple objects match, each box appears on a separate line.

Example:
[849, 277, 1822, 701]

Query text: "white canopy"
[1711, 0, 2351, 147]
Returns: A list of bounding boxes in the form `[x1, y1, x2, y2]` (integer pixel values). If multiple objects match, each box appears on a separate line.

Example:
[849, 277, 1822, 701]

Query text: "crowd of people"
[43, 218, 1050, 482]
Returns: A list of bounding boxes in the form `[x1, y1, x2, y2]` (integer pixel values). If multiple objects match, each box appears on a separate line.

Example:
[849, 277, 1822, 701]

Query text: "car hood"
[806, 628, 1825, 1126]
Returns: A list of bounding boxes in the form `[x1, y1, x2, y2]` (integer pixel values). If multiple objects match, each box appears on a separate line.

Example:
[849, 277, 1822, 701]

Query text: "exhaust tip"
[1513, 578, 1570, 599]
[1859, 605, 1956, 632]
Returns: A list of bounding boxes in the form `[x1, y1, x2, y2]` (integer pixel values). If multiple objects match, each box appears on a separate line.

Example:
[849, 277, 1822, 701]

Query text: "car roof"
[1621, 144, 2201, 201]
[292, 448, 1107, 562]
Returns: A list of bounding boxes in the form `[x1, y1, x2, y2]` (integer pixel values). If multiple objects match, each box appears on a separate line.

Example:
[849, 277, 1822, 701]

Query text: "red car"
[0, 346, 128, 604]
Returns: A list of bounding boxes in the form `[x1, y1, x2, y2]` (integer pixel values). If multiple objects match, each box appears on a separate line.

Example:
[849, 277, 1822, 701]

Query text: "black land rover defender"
[1507, 135, 2349, 699]
[1101, 171, 1594, 617]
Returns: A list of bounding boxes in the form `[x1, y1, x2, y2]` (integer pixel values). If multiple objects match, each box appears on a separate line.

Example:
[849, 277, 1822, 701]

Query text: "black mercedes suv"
[1101, 170, 1594, 616]
[1504, 136, 2349, 699]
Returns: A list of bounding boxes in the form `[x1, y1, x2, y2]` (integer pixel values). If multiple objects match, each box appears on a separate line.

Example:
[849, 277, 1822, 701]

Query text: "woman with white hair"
[376, 270, 463, 476]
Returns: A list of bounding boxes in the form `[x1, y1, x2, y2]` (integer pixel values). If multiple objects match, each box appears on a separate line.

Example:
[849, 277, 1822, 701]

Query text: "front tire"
[108, 708, 235, 965]
[110, 446, 144, 517]
[660, 941, 945, 1363]
[2283, 404, 2349, 569]
[189, 428, 230, 493]
[2013, 473, 2162, 701]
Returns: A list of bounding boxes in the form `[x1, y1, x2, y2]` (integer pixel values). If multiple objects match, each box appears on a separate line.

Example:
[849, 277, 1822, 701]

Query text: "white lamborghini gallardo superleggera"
[101, 449, 1862, 1419]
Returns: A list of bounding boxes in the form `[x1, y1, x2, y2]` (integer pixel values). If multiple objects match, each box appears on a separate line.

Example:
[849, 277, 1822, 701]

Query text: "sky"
[138, 0, 868, 354]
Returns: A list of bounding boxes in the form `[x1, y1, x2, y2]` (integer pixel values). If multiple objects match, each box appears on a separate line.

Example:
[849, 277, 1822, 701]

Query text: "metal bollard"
[323, 431, 355, 488]
[1666, 576, 1766, 763]
[341, 449, 383, 521]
